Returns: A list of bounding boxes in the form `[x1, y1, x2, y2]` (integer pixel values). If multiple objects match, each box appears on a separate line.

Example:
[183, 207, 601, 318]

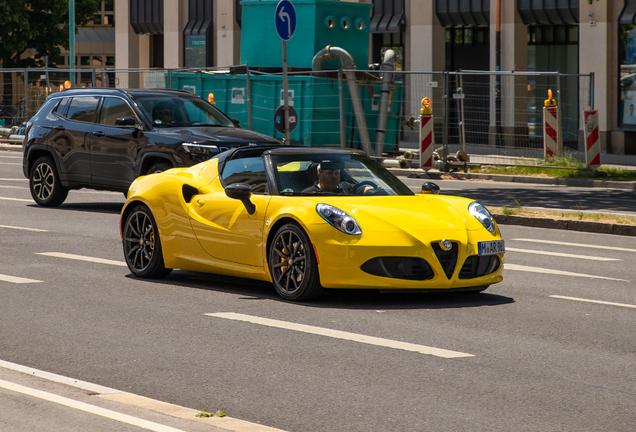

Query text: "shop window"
[104, 14, 114, 25]
[80, 56, 90, 66]
[106, 56, 115, 66]
[93, 56, 103, 66]
[93, 14, 102, 25]
[104, 0, 114, 12]
[185, 35, 207, 68]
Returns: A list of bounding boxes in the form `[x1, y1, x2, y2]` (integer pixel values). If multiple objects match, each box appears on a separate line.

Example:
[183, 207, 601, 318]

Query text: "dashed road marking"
[505, 247, 620, 261]
[206, 312, 474, 359]
[512, 238, 636, 253]
[0, 162, 22, 165]
[36, 252, 127, 267]
[550, 295, 636, 309]
[0, 185, 27, 190]
[0, 178, 28, 181]
[0, 225, 48, 232]
[505, 263, 628, 282]
[0, 274, 42, 283]
[0, 196, 32, 202]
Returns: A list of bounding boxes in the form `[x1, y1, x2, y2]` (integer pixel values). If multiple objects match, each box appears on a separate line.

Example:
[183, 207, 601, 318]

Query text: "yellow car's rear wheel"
[269, 223, 322, 301]
[123, 205, 172, 279]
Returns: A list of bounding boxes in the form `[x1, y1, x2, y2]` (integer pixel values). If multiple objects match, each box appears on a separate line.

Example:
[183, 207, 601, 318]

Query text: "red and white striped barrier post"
[584, 110, 601, 169]
[543, 89, 558, 158]
[419, 97, 434, 171]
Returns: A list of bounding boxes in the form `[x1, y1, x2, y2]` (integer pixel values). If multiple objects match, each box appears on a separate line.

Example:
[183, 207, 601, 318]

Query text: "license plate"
[478, 240, 505, 256]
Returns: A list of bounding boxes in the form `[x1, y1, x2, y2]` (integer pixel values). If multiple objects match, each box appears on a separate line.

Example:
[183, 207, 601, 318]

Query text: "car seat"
[306, 162, 320, 187]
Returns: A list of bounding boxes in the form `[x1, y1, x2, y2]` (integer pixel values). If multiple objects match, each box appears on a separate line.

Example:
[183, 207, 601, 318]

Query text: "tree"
[0, 0, 100, 68]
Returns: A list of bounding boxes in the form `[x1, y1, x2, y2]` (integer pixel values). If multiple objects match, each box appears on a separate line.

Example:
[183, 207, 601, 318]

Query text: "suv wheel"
[147, 162, 171, 175]
[29, 156, 69, 207]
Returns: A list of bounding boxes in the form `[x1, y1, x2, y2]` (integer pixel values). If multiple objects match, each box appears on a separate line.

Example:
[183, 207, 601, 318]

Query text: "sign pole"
[282, 40, 290, 145]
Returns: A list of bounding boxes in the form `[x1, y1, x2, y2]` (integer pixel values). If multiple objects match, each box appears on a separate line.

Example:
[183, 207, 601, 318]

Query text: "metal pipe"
[338, 68, 346, 148]
[312, 45, 373, 155]
[374, 49, 396, 156]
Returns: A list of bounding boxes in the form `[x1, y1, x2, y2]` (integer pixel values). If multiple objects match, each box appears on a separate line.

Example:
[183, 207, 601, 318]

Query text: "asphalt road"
[1, 151, 636, 431]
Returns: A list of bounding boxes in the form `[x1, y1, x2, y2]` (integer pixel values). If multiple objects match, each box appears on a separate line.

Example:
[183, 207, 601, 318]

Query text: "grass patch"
[196, 407, 227, 418]
[468, 155, 636, 181]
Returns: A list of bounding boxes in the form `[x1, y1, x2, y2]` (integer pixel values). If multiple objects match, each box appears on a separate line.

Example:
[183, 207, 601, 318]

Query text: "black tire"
[146, 162, 171, 175]
[269, 223, 322, 301]
[29, 156, 68, 207]
[122, 205, 172, 278]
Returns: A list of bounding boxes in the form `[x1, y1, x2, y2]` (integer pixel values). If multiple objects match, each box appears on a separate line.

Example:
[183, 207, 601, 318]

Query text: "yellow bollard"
[544, 88, 556, 107]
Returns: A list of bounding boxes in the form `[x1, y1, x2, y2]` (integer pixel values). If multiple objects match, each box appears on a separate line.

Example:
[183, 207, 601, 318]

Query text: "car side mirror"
[421, 182, 440, 194]
[225, 183, 256, 215]
[115, 117, 137, 127]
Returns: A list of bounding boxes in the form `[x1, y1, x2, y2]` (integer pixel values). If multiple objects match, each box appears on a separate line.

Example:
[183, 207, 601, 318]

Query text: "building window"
[185, 35, 207, 68]
[620, 24, 636, 127]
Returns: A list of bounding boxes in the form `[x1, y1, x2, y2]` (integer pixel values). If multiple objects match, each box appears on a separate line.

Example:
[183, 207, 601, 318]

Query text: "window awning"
[435, 0, 490, 27]
[184, 0, 213, 36]
[619, 0, 636, 25]
[76, 29, 115, 55]
[517, 0, 579, 26]
[370, 0, 405, 34]
[130, 0, 163, 35]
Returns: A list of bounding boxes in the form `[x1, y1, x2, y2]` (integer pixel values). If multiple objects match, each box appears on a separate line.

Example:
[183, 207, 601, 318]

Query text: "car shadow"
[127, 270, 514, 310]
[28, 202, 124, 214]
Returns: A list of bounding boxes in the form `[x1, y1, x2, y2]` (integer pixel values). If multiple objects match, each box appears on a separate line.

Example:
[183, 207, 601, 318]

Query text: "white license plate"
[478, 240, 505, 256]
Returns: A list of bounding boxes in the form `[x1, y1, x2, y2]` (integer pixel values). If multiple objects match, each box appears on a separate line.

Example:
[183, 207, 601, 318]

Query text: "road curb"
[493, 214, 636, 237]
[388, 168, 636, 192]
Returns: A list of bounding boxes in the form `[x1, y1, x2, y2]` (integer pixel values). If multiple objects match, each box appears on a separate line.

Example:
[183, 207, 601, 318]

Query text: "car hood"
[307, 195, 486, 233]
[156, 126, 280, 144]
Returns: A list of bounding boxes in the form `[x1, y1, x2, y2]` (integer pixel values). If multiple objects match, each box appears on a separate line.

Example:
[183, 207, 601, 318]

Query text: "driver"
[152, 101, 176, 125]
[302, 160, 373, 195]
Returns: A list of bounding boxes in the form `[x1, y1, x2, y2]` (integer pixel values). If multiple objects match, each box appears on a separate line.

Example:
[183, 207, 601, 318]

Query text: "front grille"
[431, 242, 459, 279]
[361, 257, 434, 281]
[459, 255, 501, 279]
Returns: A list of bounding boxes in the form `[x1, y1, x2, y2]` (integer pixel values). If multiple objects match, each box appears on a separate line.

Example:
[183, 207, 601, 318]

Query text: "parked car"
[22, 88, 280, 206]
[120, 145, 505, 301]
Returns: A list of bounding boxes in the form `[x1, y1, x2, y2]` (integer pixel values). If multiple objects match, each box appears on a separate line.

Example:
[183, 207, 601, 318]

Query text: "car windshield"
[270, 153, 414, 196]
[131, 94, 235, 128]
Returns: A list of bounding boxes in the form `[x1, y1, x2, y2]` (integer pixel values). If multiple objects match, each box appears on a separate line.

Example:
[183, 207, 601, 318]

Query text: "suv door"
[55, 96, 100, 184]
[90, 96, 144, 188]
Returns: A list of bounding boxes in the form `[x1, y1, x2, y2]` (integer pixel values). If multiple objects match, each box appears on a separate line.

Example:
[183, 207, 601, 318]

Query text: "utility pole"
[70, 0, 76, 87]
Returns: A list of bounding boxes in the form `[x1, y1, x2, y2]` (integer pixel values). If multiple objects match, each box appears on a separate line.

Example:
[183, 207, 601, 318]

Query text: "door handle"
[196, 199, 205, 207]
[92, 131, 105, 137]
[54, 125, 65, 131]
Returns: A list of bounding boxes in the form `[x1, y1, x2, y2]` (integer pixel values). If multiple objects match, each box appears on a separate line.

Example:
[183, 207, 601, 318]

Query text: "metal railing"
[0, 66, 594, 169]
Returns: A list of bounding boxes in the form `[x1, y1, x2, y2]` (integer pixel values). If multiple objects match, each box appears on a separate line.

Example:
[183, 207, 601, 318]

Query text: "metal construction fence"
[0, 66, 593, 169]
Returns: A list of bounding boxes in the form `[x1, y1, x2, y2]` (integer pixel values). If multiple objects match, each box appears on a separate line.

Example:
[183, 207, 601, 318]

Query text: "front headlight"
[468, 202, 495, 233]
[182, 143, 219, 157]
[316, 204, 362, 235]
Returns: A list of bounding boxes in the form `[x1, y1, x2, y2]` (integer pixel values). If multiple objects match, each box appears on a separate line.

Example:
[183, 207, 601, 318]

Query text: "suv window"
[221, 157, 267, 193]
[99, 97, 137, 126]
[66, 96, 100, 122]
[53, 97, 70, 116]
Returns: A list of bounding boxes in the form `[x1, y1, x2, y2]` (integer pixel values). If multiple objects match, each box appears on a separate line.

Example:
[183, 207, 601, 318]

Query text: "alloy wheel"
[124, 209, 156, 272]
[271, 229, 307, 296]
[32, 162, 55, 201]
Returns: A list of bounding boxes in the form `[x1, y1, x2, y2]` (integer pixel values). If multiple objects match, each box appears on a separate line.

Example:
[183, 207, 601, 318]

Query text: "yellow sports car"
[120, 146, 505, 301]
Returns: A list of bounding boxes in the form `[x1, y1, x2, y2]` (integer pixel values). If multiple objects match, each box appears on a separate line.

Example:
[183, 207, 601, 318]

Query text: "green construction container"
[240, 0, 371, 70]
[169, 72, 402, 152]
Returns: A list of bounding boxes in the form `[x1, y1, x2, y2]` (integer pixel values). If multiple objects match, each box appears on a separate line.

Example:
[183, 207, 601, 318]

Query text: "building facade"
[113, 0, 636, 155]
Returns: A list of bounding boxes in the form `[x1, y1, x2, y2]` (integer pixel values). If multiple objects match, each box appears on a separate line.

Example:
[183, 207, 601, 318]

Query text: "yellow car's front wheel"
[269, 223, 322, 302]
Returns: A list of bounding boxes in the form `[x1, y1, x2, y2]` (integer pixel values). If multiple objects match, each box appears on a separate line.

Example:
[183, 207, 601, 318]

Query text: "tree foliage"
[0, 0, 100, 68]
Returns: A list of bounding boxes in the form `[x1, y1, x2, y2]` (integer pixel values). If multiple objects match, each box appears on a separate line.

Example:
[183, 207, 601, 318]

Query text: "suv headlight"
[468, 202, 495, 233]
[182, 143, 219, 157]
[316, 204, 362, 235]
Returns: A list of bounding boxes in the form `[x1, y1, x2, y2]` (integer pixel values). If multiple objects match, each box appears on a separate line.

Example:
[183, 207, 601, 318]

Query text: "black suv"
[22, 88, 280, 206]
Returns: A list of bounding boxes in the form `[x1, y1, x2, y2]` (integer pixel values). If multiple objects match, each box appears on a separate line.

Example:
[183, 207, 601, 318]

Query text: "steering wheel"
[356, 180, 378, 194]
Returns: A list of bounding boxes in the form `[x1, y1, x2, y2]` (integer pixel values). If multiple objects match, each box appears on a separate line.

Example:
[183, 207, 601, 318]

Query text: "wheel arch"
[138, 153, 178, 176]
[265, 215, 314, 269]
[24, 145, 58, 178]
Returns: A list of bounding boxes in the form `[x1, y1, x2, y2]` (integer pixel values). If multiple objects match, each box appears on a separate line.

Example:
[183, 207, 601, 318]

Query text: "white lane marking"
[0, 196, 32, 202]
[512, 238, 636, 253]
[506, 263, 628, 282]
[0, 379, 186, 432]
[36, 252, 127, 267]
[206, 312, 474, 359]
[550, 295, 636, 309]
[0, 185, 27, 189]
[0, 359, 119, 394]
[0, 225, 48, 232]
[0, 162, 22, 165]
[0, 155, 23, 159]
[0, 178, 28, 181]
[0, 274, 42, 283]
[505, 247, 620, 262]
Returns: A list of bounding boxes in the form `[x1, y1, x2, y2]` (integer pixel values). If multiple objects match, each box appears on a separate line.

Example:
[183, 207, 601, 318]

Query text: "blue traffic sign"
[275, 0, 296, 41]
